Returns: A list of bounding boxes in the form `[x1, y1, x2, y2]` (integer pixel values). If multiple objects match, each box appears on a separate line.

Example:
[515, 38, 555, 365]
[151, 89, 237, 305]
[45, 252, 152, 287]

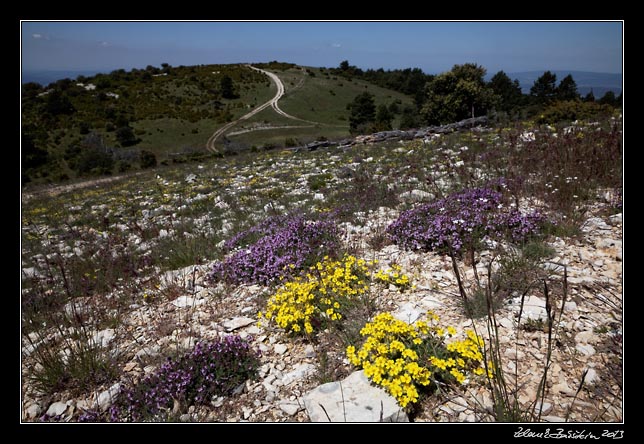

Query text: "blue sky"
[21, 21, 623, 74]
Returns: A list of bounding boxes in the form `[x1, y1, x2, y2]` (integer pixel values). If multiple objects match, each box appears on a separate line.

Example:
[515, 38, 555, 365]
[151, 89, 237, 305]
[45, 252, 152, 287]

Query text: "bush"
[208, 213, 340, 286]
[259, 255, 373, 335]
[387, 183, 546, 254]
[93, 337, 260, 422]
[346, 311, 489, 409]
[535, 100, 613, 124]
[139, 150, 157, 169]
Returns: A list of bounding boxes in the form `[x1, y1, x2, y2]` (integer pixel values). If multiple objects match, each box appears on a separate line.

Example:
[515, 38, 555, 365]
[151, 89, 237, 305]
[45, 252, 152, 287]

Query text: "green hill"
[21, 62, 415, 185]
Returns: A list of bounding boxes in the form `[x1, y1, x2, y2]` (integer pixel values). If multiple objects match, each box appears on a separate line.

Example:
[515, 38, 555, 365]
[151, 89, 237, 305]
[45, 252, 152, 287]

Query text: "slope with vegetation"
[21, 104, 622, 422]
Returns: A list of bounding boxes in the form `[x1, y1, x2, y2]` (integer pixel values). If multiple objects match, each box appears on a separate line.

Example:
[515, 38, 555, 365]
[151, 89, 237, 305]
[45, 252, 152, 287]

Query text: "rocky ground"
[21, 204, 622, 423]
[21, 120, 623, 423]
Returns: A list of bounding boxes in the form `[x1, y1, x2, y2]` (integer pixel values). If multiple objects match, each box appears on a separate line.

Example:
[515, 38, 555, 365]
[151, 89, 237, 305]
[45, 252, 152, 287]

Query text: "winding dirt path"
[206, 65, 316, 152]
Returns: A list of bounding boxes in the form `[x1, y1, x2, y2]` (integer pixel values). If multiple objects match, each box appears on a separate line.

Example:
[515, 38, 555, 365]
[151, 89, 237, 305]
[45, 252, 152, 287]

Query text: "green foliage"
[489, 71, 523, 113]
[116, 126, 139, 147]
[220, 74, 237, 99]
[530, 71, 558, 104]
[374, 103, 393, 131]
[139, 149, 157, 168]
[349, 92, 376, 134]
[535, 100, 614, 124]
[421, 63, 494, 125]
[599, 91, 621, 107]
[557, 74, 579, 101]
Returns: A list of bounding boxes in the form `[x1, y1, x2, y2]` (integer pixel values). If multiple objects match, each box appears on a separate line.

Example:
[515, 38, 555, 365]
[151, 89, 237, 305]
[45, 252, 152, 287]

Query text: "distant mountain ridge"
[504, 70, 622, 97]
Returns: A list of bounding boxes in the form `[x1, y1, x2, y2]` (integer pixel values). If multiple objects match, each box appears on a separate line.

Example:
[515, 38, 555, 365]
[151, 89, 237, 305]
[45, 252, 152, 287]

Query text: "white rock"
[303, 344, 316, 359]
[97, 383, 121, 411]
[552, 381, 575, 396]
[392, 302, 423, 324]
[185, 173, 197, 183]
[542, 415, 567, 422]
[46, 402, 68, 417]
[278, 400, 301, 416]
[281, 363, 316, 386]
[158, 229, 169, 238]
[564, 301, 578, 312]
[584, 368, 599, 385]
[25, 403, 42, 419]
[498, 317, 515, 329]
[223, 317, 255, 332]
[274, 343, 288, 355]
[313, 193, 325, 200]
[510, 296, 548, 321]
[303, 370, 408, 422]
[172, 296, 205, 308]
[575, 330, 598, 344]
[609, 213, 622, 225]
[575, 343, 596, 356]
[399, 189, 434, 202]
[92, 328, 116, 348]
[535, 401, 553, 415]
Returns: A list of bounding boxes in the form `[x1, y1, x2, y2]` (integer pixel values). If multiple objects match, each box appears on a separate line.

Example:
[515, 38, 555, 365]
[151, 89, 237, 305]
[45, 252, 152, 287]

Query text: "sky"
[21, 21, 623, 75]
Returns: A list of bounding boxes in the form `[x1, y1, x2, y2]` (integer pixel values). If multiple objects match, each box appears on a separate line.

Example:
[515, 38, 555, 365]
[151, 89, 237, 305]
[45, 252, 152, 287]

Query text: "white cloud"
[100, 41, 110, 47]
[32, 34, 42, 39]
[331, 43, 342, 48]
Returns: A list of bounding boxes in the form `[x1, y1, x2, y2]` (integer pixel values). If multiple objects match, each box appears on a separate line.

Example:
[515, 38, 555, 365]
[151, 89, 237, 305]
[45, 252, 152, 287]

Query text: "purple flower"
[387, 183, 545, 254]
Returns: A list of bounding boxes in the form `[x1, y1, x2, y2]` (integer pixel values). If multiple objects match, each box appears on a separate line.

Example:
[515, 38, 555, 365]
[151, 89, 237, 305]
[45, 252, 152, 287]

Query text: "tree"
[557, 74, 579, 101]
[584, 89, 596, 102]
[348, 92, 376, 134]
[489, 71, 523, 112]
[530, 71, 558, 104]
[421, 63, 494, 125]
[374, 104, 393, 131]
[116, 126, 139, 147]
[339, 60, 350, 71]
[598, 91, 620, 107]
[220, 75, 237, 99]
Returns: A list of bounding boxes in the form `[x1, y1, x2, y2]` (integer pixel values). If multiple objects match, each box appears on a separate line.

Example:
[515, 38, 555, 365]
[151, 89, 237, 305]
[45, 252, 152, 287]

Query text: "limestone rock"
[222, 317, 255, 332]
[281, 363, 316, 386]
[303, 370, 408, 422]
[46, 402, 69, 417]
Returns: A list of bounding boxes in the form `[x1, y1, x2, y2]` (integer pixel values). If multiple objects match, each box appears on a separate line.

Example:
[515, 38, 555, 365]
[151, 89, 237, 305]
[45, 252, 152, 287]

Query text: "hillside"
[21, 62, 415, 185]
[21, 115, 622, 423]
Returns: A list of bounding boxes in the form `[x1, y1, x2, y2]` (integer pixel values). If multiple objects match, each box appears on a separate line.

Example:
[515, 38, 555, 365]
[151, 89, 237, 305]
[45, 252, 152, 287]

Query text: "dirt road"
[206, 65, 314, 152]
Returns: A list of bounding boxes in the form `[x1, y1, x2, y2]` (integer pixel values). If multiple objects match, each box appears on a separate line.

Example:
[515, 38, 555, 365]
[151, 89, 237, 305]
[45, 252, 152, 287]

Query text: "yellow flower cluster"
[347, 311, 490, 409]
[346, 313, 431, 408]
[259, 255, 372, 335]
[373, 264, 412, 290]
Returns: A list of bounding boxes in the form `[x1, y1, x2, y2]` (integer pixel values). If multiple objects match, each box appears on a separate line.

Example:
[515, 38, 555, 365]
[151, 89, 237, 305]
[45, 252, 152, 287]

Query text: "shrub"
[96, 337, 260, 422]
[386, 184, 545, 254]
[208, 213, 340, 286]
[259, 255, 373, 335]
[373, 264, 412, 290]
[346, 311, 489, 409]
[535, 100, 613, 124]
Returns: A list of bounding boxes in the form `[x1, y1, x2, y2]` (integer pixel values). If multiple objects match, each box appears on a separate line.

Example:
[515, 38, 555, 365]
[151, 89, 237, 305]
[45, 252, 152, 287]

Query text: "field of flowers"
[21, 116, 622, 422]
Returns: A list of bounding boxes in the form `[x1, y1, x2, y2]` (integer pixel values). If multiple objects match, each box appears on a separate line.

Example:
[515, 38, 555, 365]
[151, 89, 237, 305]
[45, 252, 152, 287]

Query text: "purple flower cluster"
[387, 185, 545, 253]
[98, 336, 260, 422]
[209, 213, 340, 286]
